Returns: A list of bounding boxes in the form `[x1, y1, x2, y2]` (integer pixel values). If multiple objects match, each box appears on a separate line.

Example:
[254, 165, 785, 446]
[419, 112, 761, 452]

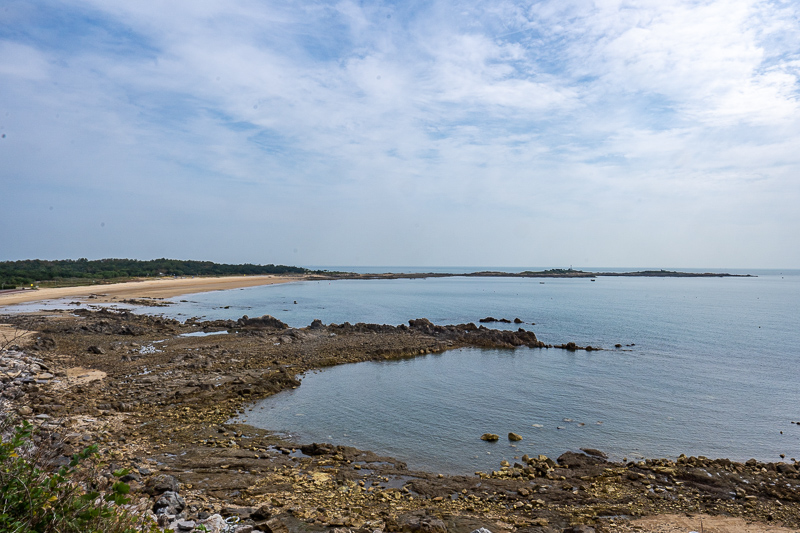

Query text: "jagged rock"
[153, 491, 185, 515]
[508, 432, 523, 441]
[300, 442, 335, 455]
[169, 519, 195, 531]
[580, 448, 608, 459]
[309, 319, 325, 329]
[146, 474, 179, 495]
[395, 514, 447, 533]
[470, 528, 493, 533]
[87, 345, 105, 354]
[196, 514, 226, 533]
[564, 526, 595, 533]
[221, 505, 255, 518]
[481, 433, 499, 442]
[31, 336, 56, 351]
[558, 451, 604, 468]
[250, 505, 272, 521]
[263, 517, 289, 533]
[236, 315, 288, 329]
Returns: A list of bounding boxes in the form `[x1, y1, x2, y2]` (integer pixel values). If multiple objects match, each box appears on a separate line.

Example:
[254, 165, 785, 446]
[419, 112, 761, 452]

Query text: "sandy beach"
[0, 275, 300, 307]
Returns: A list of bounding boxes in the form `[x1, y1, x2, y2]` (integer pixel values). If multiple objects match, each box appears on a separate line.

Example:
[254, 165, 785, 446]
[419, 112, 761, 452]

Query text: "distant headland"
[309, 267, 754, 280]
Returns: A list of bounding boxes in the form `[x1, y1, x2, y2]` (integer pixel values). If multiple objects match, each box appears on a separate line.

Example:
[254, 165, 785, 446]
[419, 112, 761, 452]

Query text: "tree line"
[0, 258, 308, 288]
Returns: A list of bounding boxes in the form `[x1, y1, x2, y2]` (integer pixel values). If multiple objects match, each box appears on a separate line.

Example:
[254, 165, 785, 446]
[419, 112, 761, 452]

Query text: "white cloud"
[0, 41, 49, 80]
[0, 0, 798, 266]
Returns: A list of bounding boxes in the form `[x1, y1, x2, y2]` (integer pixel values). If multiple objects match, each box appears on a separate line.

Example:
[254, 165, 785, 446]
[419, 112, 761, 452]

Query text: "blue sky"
[1, 0, 799, 268]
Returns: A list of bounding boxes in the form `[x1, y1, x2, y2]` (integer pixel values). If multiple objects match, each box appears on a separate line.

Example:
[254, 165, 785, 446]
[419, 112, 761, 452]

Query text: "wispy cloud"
[0, 0, 798, 266]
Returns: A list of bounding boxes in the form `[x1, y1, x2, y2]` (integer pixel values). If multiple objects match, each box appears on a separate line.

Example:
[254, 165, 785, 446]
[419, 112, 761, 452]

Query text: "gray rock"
[169, 519, 195, 531]
[146, 474, 179, 495]
[470, 529, 493, 533]
[153, 491, 185, 515]
[196, 515, 226, 533]
[87, 346, 105, 354]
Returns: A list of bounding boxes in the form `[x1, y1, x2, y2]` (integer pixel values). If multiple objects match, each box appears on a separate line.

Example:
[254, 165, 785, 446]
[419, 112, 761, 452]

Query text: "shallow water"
[5, 269, 800, 474]
[222, 271, 800, 474]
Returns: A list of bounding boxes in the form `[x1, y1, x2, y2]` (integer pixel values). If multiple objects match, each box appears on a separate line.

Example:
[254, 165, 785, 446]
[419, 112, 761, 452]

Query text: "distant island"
[311, 267, 754, 280]
[0, 259, 753, 290]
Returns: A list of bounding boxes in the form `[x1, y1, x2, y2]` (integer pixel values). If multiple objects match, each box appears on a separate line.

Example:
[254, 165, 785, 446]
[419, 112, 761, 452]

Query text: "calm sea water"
[221, 270, 800, 474]
[5, 269, 800, 474]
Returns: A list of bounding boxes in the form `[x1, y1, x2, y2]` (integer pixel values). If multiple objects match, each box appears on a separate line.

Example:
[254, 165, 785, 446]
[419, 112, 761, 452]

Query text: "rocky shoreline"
[1, 307, 798, 533]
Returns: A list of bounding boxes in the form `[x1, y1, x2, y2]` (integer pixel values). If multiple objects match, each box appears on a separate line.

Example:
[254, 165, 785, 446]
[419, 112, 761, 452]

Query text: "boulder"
[508, 432, 523, 442]
[146, 474, 179, 495]
[153, 491, 185, 515]
[558, 451, 604, 468]
[580, 448, 608, 459]
[87, 345, 105, 354]
[300, 442, 335, 455]
[564, 526, 596, 533]
[263, 517, 289, 533]
[237, 315, 288, 329]
[196, 514, 226, 533]
[481, 433, 500, 442]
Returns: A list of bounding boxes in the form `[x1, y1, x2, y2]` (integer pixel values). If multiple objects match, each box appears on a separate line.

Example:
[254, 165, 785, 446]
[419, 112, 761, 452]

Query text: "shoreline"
[0, 274, 302, 307]
[1, 308, 798, 532]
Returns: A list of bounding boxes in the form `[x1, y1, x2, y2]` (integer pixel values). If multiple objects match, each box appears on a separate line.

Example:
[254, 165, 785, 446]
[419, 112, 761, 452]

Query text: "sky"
[1, 0, 799, 269]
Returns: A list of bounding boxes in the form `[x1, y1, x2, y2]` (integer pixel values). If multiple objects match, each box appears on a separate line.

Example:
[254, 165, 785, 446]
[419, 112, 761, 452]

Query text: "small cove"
[236, 344, 800, 475]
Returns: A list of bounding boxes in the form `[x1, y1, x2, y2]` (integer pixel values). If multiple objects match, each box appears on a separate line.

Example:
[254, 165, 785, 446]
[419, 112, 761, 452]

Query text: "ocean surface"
[5, 268, 800, 474]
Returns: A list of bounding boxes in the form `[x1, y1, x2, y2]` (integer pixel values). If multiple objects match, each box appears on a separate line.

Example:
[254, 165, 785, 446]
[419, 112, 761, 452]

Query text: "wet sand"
[0, 275, 301, 307]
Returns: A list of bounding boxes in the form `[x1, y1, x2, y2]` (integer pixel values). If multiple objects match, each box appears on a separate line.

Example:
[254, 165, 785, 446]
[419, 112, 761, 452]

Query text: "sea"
[5, 267, 800, 475]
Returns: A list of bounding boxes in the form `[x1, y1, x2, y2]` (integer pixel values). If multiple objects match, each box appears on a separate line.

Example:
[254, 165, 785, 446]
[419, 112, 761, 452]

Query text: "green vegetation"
[0, 420, 160, 532]
[0, 258, 308, 288]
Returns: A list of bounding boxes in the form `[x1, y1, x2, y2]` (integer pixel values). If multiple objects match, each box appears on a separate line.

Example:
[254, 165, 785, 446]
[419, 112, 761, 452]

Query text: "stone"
[153, 491, 185, 515]
[396, 514, 446, 533]
[470, 529, 493, 533]
[263, 517, 289, 533]
[170, 519, 195, 531]
[146, 474, 179, 495]
[120, 471, 141, 483]
[221, 505, 254, 518]
[300, 442, 335, 455]
[197, 514, 226, 533]
[234, 526, 254, 533]
[237, 315, 288, 329]
[250, 505, 272, 521]
[564, 526, 595, 533]
[87, 346, 105, 354]
[481, 433, 499, 442]
[508, 432, 523, 441]
[17, 406, 32, 416]
[580, 448, 608, 459]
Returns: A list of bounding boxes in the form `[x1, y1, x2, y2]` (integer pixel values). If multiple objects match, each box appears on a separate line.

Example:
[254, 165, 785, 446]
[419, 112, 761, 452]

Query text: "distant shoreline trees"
[0, 258, 307, 288]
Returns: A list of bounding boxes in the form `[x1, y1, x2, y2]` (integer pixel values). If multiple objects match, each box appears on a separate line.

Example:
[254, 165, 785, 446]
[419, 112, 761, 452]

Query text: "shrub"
[0, 420, 162, 532]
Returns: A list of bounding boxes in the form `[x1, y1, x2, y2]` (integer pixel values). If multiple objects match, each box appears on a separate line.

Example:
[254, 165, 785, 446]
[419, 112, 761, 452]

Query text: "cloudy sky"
[1, 0, 798, 268]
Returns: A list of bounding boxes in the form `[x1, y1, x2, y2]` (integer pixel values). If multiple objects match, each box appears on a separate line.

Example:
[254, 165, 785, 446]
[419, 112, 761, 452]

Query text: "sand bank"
[0, 275, 300, 307]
